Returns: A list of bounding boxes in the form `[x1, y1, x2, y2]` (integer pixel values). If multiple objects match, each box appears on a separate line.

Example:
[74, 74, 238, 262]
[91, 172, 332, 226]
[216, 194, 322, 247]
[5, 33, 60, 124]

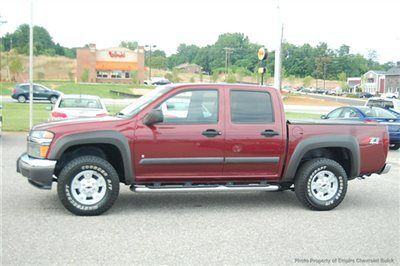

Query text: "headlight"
[28, 130, 54, 158]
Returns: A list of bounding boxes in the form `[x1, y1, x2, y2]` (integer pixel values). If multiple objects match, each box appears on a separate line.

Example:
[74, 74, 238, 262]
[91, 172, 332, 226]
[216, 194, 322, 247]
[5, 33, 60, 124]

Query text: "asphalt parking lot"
[1, 133, 399, 265]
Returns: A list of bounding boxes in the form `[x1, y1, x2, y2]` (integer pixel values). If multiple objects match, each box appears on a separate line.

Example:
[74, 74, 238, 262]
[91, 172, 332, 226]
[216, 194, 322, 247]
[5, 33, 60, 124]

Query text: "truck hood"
[32, 115, 125, 132]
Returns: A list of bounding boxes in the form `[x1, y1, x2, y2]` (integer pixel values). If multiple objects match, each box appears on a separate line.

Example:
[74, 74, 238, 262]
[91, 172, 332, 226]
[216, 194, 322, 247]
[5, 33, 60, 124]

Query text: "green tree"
[131, 70, 139, 85]
[119, 41, 138, 50]
[81, 68, 89, 82]
[9, 54, 24, 81]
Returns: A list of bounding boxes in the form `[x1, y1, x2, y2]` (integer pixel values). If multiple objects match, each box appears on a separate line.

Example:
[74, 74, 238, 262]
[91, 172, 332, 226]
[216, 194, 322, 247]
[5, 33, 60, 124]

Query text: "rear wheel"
[57, 155, 120, 216]
[389, 144, 400, 150]
[294, 158, 347, 211]
[49, 95, 58, 104]
[17, 95, 27, 103]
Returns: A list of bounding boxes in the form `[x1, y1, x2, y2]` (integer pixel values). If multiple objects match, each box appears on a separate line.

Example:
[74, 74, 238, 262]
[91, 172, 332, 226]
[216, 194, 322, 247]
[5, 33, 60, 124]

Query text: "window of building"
[367, 78, 375, 83]
[97, 71, 109, 78]
[111, 71, 122, 79]
[230, 90, 274, 123]
[124, 71, 130, 79]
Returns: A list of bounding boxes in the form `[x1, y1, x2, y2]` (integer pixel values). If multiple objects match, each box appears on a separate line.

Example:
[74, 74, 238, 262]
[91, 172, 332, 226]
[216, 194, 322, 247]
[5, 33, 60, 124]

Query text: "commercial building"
[76, 44, 145, 84]
[361, 70, 386, 95]
[360, 63, 400, 95]
[385, 63, 400, 94]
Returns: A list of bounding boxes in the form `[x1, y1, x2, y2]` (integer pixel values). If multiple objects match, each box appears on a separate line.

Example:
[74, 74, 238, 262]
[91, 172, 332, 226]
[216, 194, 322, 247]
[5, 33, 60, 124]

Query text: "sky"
[1, 0, 399, 63]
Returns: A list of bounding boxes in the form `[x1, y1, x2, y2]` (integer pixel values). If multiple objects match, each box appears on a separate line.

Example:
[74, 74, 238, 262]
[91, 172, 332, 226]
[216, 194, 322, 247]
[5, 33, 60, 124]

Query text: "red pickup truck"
[17, 84, 391, 215]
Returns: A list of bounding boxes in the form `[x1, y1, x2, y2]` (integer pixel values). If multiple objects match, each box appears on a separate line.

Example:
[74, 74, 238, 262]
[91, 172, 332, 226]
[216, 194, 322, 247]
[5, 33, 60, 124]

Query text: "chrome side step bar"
[132, 184, 280, 193]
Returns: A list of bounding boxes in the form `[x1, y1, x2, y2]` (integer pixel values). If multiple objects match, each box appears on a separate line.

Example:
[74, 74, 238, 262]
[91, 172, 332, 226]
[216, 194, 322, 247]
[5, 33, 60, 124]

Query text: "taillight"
[383, 131, 389, 151]
[12, 88, 16, 94]
[51, 111, 67, 118]
[364, 119, 378, 124]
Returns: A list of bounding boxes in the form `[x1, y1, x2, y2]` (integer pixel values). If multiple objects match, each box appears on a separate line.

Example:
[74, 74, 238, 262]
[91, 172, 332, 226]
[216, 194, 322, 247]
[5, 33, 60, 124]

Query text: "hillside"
[1, 52, 340, 88]
[1, 53, 75, 81]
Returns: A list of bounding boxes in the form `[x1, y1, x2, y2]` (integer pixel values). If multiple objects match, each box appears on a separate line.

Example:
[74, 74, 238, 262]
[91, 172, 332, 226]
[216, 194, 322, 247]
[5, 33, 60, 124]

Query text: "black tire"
[57, 155, 120, 216]
[294, 158, 348, 211]
[389, 144, 400, 150]
[49, 95, 58, 104]
[17, 95, 27, 103]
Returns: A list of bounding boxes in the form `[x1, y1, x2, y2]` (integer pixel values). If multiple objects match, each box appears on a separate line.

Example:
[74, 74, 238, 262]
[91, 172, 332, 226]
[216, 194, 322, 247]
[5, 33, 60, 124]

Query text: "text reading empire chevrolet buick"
[17, 84, 391, 215]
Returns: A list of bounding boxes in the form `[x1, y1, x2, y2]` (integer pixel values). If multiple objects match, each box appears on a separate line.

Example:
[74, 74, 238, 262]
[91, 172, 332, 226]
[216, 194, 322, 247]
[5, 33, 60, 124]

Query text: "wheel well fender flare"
[282, 135, 360, 181]
[48, 130, 134, 184]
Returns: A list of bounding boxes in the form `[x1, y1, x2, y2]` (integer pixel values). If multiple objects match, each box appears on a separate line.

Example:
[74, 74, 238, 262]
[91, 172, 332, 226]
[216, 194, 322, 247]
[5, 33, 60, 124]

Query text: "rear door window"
[230, 90, 274, 123]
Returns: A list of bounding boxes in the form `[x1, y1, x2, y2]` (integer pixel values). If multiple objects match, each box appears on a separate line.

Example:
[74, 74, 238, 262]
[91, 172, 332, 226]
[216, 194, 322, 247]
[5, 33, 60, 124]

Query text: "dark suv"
[11, 83, 62, 104]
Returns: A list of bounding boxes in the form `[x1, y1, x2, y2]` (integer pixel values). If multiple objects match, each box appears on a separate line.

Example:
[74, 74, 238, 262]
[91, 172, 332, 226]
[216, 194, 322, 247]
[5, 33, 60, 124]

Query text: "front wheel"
[17, 95, 27, 103]
[389, 144, 400, 150]
[49, 96, 58, 104]
[57, 155, 120, 216]
[294, 158, 348, 211]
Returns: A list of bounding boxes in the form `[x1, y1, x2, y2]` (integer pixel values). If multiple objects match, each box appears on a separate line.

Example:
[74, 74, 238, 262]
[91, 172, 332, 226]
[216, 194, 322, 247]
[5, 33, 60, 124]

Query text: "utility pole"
[145, 44, 156, 81]
[29, 0, 34, 129]
[323, 63, 327, 90]
[274, 5, 283, 91]
[0, 16, 8, 82]
[224, 47, 233, 81]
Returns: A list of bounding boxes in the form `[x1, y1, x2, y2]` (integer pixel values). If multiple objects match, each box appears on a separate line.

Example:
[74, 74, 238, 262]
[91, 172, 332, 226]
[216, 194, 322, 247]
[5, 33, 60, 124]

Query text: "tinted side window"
[340, 108, 360, 118]
[34, 85, 45, 93]
[158, 90, 218, 124]
[230, 90, 274, 123]
[327, 109, 343, 119]
[19, 85, 29, 91]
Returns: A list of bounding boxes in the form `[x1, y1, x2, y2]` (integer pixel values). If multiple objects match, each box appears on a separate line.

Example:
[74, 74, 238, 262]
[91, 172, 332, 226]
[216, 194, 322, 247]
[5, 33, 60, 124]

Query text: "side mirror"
[320, 115, 327, 119]
[144, 109, 163, 126]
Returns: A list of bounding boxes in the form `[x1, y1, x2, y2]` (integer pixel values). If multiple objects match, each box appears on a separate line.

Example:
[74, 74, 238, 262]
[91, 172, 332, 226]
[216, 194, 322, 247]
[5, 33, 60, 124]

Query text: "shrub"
[81, 68, 89, 82]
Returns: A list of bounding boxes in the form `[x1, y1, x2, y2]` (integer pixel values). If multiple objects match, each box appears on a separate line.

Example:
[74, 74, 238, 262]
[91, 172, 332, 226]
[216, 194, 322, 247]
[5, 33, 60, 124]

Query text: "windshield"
[59, 98, 102, 109]
[366, 99, 394, 109]
[118, 85, 173, 116]
[358, 107, 397, 119]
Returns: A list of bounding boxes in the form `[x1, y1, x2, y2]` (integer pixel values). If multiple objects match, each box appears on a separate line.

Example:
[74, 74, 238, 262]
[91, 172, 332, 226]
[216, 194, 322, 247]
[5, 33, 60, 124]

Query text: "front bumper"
[16, 153, 57, 189]
[378, 163, 391, 175]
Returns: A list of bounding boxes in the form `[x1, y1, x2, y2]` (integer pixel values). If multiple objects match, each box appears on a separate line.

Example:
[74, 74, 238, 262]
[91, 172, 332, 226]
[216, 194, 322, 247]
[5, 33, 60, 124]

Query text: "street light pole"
[145, 44, 156, 81]
[29, 0, 34, 129]
[223, 47, 233, 81]
[274, 4, 284, 91]
[0, 16, 8, 82]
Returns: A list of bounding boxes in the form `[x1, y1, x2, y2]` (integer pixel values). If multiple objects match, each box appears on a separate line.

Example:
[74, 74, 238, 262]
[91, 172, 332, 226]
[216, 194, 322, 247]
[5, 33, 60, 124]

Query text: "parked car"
[17, 84, 391, 215]
[50, 95, 108, 120]
[11, 83, 62, 104]
[365, 97, 400, 113]
[322, 106, 400, 150]
[381, 92, 399, 99]
[144, 77, 171, 86]
[358, 92, 374, 98]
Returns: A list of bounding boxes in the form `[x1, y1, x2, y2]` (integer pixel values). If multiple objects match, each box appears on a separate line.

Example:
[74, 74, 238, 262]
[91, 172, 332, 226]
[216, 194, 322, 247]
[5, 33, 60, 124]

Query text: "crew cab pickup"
[16, 84, 391, 215]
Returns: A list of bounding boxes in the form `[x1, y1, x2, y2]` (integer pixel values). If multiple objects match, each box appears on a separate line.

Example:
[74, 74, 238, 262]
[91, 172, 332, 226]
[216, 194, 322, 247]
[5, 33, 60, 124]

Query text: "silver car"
[50, 94, 108, 120]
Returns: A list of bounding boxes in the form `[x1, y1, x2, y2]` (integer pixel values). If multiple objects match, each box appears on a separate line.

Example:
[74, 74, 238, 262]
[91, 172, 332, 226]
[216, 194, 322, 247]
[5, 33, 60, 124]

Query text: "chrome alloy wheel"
[310, 170, 339, 201]
[71, 170, 107, 205]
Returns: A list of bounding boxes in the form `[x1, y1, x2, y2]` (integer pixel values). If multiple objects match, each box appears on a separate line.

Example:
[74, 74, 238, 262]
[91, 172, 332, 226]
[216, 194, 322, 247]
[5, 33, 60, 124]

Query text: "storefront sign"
[109, 51, 126, 58]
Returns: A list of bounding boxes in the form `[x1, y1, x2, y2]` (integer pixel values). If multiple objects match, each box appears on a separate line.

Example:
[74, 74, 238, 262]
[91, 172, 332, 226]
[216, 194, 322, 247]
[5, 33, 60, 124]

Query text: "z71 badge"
[369, 137, 380, 144]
